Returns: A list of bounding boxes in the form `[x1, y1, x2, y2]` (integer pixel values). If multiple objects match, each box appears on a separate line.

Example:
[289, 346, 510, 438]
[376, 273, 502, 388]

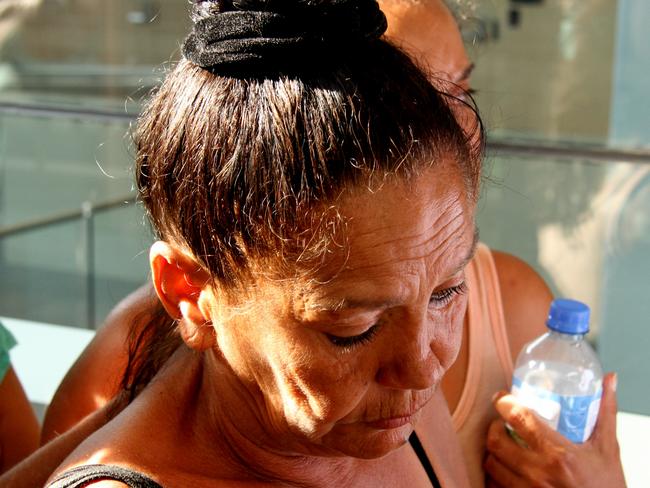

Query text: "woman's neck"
[158, 347, 367, 487]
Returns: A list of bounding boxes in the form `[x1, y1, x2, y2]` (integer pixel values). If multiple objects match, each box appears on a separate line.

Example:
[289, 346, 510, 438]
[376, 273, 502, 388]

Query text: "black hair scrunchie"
[182, 0, 387, 72]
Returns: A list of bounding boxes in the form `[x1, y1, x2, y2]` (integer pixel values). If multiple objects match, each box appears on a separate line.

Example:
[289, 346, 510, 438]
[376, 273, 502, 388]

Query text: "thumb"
[493, 393, 569, 450]
[591, 372, 618, 444]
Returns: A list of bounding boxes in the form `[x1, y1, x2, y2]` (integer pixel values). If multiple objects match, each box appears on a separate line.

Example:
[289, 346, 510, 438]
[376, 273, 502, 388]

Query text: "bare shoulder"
[0, 367, 40, 470]
[41, 283, 160, 443]
[100, 283, 159, 334]
[491, 250, 553, 359]
[79, 283, 158, 358]
[84, 283, 160, 356]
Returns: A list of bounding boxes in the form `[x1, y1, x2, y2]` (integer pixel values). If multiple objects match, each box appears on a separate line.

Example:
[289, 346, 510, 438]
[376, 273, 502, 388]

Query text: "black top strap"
[47, 465, 162, 488]
[409, 431, 442, 488]
[49, 439, 440, 488]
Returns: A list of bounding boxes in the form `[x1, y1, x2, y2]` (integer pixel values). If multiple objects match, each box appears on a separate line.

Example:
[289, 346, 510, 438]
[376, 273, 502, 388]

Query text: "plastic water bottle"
[510, 299, 603, 443]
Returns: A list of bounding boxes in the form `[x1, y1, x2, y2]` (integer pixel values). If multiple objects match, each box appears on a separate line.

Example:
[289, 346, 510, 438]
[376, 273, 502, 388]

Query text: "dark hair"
[124, 0, 483, 399]
[118, 301, 181, 405]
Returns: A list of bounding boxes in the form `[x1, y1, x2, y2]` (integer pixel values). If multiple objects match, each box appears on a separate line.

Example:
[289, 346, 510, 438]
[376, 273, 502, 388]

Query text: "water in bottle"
[510, 298, 603, 443]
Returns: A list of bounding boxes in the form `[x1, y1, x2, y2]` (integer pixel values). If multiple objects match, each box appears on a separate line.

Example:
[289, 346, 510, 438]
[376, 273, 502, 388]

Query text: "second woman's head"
[137, 0, 482, 459]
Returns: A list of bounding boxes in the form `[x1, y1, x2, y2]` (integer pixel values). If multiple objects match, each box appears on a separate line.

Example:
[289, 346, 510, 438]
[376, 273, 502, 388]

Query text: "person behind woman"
[0, 321, 39, 473]
[46, 0, 485, 485]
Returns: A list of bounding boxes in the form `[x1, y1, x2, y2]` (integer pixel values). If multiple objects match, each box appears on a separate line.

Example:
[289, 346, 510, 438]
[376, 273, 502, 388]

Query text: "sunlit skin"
[48, 161, 478, 486]
[381, 0, 479, 155]
[381, 0, 474, 94]
[193, 162, 477, 467]
[0, 367, 39, 473]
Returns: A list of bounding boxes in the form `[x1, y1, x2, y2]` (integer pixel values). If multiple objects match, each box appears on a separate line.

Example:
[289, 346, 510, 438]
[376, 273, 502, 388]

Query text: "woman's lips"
[366, 414, 414, 430]
[358, 390, 434, 430]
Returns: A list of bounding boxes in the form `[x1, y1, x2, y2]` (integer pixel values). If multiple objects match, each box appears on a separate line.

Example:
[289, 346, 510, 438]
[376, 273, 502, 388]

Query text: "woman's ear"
[149, 241, 216, 351]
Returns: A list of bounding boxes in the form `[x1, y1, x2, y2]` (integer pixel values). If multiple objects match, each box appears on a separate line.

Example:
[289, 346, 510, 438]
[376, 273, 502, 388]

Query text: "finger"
[591, 372, 619, 444]
[494, 394, 571, 451]
[484, 454, 527, 488]
[485, 419, 540, 477]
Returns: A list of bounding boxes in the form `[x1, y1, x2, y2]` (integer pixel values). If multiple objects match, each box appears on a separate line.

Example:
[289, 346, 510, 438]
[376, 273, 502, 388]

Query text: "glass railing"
[0, 0, 188, 113]
[0, 110, 151, 329]
[3, 113, 649, 416]
[0, 200, 152, 330]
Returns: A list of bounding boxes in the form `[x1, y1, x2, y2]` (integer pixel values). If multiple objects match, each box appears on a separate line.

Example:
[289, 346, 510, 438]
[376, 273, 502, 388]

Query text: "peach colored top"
[454, 243, 514, 488]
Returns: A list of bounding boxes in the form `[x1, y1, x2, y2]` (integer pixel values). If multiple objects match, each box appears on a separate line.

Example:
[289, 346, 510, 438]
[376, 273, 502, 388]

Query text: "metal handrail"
[488, 139, 650, 165]
[0, 195, 136, 239]
[4, 101, 650, 164]
[0, 102, 136, 123]
[0, 195, 138, 329]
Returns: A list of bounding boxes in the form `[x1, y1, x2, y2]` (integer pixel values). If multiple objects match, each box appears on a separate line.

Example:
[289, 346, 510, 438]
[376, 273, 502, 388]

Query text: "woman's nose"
[374, 319, 439, 391]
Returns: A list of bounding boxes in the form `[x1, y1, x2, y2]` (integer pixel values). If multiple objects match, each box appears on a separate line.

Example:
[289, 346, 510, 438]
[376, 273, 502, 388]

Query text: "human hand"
[484, 372, 627, 488]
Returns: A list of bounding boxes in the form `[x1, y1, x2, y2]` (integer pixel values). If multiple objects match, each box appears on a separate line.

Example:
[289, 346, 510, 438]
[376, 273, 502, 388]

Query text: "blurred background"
[0, 0, 648, 469]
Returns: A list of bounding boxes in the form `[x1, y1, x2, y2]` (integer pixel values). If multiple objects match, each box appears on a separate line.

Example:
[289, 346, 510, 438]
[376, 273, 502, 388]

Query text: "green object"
[0, 321, 17, 381]
[506, 424, 529, 449]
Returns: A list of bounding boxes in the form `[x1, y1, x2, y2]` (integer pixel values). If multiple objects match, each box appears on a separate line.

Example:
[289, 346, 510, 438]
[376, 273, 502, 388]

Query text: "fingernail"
[491, 391, 505, 403]
[611, 373, 618, 392]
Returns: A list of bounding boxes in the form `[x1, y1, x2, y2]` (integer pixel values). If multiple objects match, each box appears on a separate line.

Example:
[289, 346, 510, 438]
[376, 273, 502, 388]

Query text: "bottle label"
[511, 376, 602, 443]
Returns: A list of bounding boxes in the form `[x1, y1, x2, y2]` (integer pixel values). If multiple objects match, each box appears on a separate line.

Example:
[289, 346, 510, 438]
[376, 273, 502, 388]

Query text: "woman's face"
[209, 162, 477, 459]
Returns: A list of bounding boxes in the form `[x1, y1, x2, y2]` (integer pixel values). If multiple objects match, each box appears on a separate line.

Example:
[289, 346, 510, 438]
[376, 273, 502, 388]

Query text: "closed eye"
[326, 324, 381, 349]
[429, 282, 467, 308]
[325, 283, 468, 348]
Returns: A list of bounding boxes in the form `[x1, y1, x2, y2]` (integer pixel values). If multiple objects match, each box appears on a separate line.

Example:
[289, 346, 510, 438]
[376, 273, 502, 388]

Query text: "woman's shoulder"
[41, 284, 160, 442]
[48, 351, 237, 487]
[489, 249, 553, 358]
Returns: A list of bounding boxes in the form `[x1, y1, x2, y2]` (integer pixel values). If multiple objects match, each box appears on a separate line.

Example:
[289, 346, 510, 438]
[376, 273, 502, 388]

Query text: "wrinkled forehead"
[346, 164, 472, 249]
[289, 167, 477, 318]
[296, 160, 476, 282]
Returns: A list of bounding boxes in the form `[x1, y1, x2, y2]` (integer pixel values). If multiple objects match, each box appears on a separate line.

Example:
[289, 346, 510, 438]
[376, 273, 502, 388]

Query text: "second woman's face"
[210, 162, 477, 459]
[382, 0, 473, 95]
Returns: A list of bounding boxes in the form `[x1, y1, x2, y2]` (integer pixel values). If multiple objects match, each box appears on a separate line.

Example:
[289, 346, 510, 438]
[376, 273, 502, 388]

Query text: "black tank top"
[48, 437, 440, 488]
[409, 431, 442, 488]
[48, 465, 162, 488]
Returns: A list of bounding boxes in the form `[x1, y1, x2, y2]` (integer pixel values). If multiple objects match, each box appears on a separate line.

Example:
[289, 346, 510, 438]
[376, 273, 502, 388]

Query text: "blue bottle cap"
[546, 299, 590, 334]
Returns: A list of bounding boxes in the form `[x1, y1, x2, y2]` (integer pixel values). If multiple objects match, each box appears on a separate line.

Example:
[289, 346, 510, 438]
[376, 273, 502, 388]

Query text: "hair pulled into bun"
[182, 0, 387, 72]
